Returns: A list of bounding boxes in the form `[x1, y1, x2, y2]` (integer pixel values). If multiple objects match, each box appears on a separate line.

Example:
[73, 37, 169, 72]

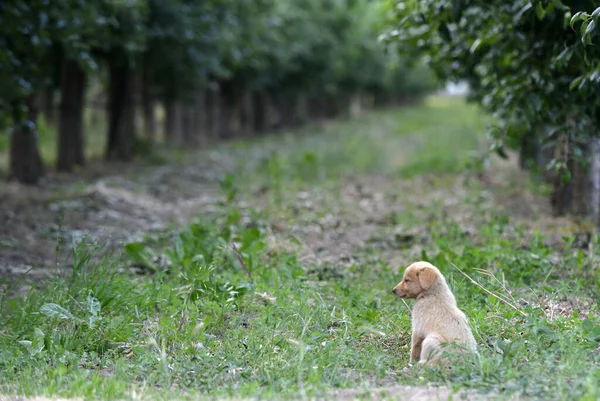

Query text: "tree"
[0, 1, 56, 183]
[384, 0, 600, 219]
[57, 60, 86, 171]
[92, 0, 148, 161]
[1, 0, 437, 183]
[54, 1, 106, 172]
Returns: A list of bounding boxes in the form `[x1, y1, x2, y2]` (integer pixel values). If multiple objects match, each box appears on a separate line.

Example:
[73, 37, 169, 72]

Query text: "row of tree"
[385, 0, 600, 224]
[0, 0, 436, 184]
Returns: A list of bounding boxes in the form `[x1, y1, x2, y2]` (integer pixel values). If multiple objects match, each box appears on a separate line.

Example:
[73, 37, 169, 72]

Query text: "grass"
[1, 95, 600, 400]
[396, 96, 489, 178]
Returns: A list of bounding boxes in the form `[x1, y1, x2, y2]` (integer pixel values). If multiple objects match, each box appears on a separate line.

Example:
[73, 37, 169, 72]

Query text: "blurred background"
[0, 0, 438, 182]
[2, 2, 600, 399]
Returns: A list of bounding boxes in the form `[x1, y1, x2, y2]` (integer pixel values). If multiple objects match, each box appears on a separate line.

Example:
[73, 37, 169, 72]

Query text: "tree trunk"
[41, 88, 56, 126]
[57, 60, 86, 172]
[218, 81, 244, 139]
[350, 93, 362, 119]
[373, 92, 391, 108]
[571, 153, 588, 217]
[536, 141, 556, 184]
[173, 102, 184, 144]
[337, 92, 352, 118]
[307, 95, 324, 120]
[252, 92, 267, 133]
[230, 100, 243, 138]
[9, 97, 44, 184]
[219, 101, 232, 140]
[164, 98, 175, 143]
[141, 69, 156, 141]
[164, 101, 184, 144]
[106, 57, 136, 161]
[194, 92, 206, 147]
[241, 91, 254, 136]
[519, 132, 538, 170]
[296, 93, 308, 125]
[206, 88, 221, 141]
[180, 102, 195, 146]
[549, 133, 573, 216]
[589, 138, 600, 227]
[274, 93, 296, 129]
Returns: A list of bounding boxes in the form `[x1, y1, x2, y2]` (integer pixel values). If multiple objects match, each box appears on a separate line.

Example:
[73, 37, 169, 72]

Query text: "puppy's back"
[413, 275, 477, 350]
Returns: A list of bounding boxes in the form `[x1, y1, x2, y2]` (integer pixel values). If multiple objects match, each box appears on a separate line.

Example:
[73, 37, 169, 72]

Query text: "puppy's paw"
[404, 362, 425, 373]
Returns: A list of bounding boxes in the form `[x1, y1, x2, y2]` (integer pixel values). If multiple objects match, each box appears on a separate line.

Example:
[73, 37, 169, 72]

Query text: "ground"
[1, 96, 599, 401]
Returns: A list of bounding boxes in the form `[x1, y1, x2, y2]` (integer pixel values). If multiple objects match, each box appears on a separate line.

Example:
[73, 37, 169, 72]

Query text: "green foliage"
[143, 0, 437, 100]
[0, 0, 148, 124]
[0, 0, 436, 135]
[383, 0, 600, 163]
[0, 0, 64, 120]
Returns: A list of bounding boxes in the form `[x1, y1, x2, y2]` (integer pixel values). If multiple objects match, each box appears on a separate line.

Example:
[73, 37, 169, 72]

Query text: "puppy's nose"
[392, 288, 396, 294]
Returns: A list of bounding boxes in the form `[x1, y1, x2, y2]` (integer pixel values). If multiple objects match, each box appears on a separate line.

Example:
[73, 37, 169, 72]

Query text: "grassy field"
[1, 96, 599, 401]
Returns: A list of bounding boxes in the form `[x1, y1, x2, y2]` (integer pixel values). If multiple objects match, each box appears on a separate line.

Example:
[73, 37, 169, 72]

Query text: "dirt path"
[0, 150, 241, 293]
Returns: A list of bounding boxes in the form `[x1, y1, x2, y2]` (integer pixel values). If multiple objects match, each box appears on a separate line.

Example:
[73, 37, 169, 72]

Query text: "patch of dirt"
[0, 140, 574, 298]
[326, 385, 522, 401]
[0, 151, 237, 295]
[0, 398, 82, 401]
[0, 386, 523, 401]
[541, 297, 596, 320]
[483, 153, 581, 240]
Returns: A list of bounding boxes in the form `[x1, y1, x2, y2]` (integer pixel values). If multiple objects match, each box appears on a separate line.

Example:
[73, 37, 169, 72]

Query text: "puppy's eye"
[404, 278, 410, 282]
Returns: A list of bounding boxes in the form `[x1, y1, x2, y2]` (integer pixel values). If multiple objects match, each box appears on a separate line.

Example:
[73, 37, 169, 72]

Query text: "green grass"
[1, 95, 600, 400]
[396, 96, 490, 178]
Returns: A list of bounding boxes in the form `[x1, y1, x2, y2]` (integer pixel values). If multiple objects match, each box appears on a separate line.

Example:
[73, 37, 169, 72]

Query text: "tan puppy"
[392, 261, 477, 366]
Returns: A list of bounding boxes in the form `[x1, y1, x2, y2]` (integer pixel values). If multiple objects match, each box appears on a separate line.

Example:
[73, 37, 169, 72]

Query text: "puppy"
[392, 261, 477, 366]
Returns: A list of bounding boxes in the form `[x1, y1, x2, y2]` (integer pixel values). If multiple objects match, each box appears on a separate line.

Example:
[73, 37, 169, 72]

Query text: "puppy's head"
[392, 261, 440, 298]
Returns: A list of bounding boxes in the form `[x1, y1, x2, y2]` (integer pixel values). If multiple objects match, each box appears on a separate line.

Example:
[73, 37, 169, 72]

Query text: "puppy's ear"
[417, 266, 437, 290]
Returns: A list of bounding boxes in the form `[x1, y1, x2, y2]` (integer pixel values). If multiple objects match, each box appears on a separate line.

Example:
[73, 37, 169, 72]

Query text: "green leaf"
[554, 47, 572, 66]
[39, 303, 74, 320]
[580, 20, 590, 43]
[87, 294, 101, 316]
[582, 319, 600, 341]
[18, 328, 46, 356]
[583, 19, 596, 44]
[569, 76, 584, 90]
[86, 293, 101, 328]
[174, 235, 185, 263]
[515, 3, 533, 22]
[124, 242, 145, 255]
[124, 241, 158, 271]
[561, 168, 571, 184]
[536, 3, 546, 20]
[550, 0, 568, 11]
[495, 145, 509, 159]
[438, 22, 451, 42]
[469, 38, 482, 54]
[570, 11, 585, 29]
